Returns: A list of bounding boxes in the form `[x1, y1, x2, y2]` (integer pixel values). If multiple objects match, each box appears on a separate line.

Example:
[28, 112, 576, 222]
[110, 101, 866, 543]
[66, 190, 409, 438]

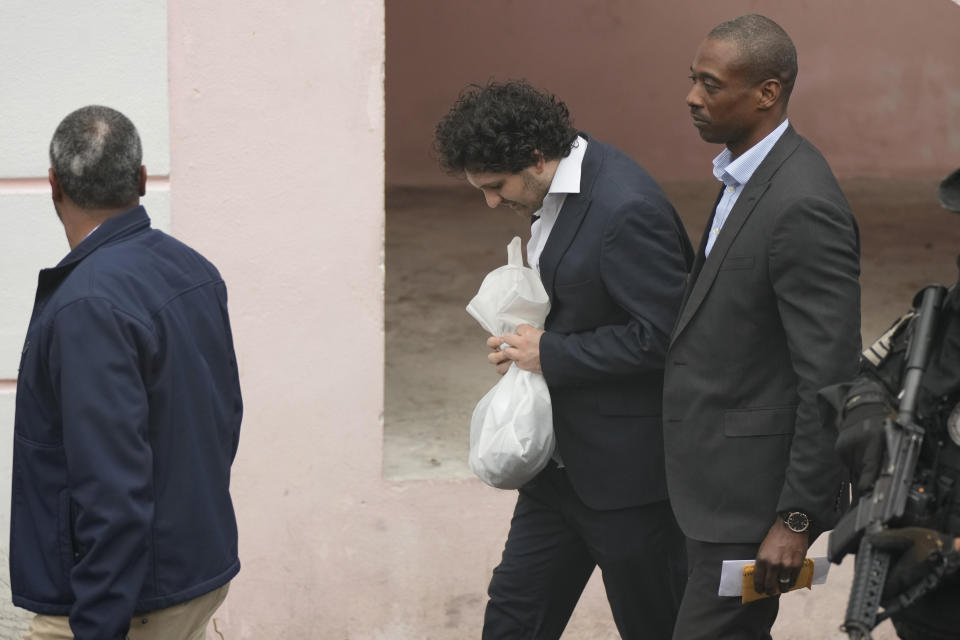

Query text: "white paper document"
[718, 556, 830, 596]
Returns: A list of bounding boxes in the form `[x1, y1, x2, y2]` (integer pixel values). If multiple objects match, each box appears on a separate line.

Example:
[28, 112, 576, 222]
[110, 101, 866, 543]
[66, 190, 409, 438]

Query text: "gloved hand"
[835, 378, 894, 496]
[866, 526, 953, 601]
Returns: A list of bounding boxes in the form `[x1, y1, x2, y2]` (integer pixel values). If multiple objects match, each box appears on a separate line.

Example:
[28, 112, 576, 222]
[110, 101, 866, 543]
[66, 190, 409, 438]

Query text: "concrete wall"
[386, 0, 960, 187]
[166, 1, 524, 638]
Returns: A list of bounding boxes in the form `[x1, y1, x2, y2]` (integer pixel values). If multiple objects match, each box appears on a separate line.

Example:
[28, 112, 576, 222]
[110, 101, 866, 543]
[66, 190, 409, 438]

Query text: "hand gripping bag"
[465, 237, 554, 489]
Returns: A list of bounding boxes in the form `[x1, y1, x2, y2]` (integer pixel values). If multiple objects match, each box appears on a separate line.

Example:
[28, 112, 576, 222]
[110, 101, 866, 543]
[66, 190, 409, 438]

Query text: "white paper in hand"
[466, 237, 554, 489]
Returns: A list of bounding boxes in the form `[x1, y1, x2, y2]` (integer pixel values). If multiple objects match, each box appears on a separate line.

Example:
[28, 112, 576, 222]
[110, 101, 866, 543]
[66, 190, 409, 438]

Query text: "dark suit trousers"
[671, 539, 779, 640]
[482, 463, 686, 640]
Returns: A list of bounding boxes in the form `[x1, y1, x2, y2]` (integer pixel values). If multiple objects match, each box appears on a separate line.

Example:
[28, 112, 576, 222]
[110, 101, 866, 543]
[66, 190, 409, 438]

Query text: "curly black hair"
[433, 80, 578, 175]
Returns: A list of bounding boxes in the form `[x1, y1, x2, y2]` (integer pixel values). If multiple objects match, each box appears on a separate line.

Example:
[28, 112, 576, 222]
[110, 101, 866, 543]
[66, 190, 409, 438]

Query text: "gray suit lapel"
[680, 186, 724, 311]
[670, 126, 802, 347]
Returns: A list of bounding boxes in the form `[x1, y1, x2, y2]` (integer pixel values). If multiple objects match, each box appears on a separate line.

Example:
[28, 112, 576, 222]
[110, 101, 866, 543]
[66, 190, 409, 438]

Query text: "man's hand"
[486, 335, 512, 375]
[754, 519, 810, 595]
[499, 324, 545, 373]
[867, 526, 957, 601]
[836, 378, 894, 496]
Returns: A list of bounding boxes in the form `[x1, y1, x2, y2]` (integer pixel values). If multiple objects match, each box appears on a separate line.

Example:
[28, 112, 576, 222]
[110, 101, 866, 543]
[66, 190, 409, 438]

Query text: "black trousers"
[671, 539, 779, 640]
[482, 463, 686, 640]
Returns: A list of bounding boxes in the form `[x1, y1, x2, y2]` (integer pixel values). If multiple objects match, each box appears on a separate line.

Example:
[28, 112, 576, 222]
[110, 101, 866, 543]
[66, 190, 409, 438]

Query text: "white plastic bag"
[466, 237, 554, 489]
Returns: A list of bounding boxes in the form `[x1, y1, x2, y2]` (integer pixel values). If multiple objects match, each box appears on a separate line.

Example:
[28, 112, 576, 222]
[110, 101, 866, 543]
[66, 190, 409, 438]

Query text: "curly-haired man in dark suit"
[435, 81, 694, 639]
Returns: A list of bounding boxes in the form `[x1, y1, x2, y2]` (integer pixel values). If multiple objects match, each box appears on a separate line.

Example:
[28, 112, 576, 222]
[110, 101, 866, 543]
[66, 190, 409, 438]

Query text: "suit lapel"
[680, 186, 724, 310]
[538, 135, 601, 299]
[670, 126, 803, 347]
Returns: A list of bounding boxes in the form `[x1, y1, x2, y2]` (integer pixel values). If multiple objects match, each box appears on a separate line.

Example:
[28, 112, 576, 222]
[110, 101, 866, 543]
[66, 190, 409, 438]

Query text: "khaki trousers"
[23, 582, 230, 640]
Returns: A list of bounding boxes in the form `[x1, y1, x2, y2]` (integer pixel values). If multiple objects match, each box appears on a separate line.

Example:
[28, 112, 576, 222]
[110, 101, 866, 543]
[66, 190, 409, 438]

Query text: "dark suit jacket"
[663, 125, 861, 543]
[537, 135, 694, 510]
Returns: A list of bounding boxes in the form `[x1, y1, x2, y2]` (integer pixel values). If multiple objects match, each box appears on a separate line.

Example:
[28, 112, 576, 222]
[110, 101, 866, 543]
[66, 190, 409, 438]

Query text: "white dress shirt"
[527, 136, 588, 272]
[526, 136, 587, 467]
[705, 119, 790, 257]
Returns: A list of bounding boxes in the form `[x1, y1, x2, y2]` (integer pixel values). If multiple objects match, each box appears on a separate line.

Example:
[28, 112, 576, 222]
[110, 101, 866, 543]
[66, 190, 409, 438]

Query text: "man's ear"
[530, 150, 546, 174]
[138, 165, 147, 196]
[757, 79, 782, 111]
[49, 169, 64, 202]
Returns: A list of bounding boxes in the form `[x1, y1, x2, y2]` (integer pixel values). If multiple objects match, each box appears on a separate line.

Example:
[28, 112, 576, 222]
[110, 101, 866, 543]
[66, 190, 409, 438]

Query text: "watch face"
[786, 512, 810, 533]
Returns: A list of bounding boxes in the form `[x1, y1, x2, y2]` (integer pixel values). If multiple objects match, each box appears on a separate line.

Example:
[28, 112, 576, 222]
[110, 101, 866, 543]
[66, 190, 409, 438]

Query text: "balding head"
[49, 105, 143, 210]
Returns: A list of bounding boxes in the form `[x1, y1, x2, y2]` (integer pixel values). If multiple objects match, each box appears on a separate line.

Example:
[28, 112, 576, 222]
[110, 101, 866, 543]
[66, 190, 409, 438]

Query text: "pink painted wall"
[387, 0, 960, 187]
[167, 2, 527, 637]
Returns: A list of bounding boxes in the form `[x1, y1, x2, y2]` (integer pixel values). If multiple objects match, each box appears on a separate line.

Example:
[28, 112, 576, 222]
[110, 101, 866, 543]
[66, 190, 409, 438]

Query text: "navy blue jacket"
[537, 136, 694, 510]
[11, 206, 242, 639]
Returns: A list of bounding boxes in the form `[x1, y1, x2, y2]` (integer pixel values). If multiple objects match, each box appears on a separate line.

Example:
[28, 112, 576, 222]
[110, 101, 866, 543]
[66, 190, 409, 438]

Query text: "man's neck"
[540, 158, 561, 190]
[62, 202, 137, 249]
[727, 115, 787, 161]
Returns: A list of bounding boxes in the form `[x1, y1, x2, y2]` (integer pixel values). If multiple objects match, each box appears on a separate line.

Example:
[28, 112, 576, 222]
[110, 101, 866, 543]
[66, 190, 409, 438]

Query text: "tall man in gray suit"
[663, 15, 861, 639]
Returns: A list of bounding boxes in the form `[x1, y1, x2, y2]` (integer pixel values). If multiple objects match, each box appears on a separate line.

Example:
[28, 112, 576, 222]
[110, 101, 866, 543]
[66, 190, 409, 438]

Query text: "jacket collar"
[37, 206, 151, 295]
[670, 125, 802, 347]
[538, 132, 601, 299]
[55, 205, 151, 269]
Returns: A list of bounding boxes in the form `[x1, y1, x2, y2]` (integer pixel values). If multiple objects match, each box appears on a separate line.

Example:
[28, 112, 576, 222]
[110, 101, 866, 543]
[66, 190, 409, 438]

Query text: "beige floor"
[384, 177, 960, 638]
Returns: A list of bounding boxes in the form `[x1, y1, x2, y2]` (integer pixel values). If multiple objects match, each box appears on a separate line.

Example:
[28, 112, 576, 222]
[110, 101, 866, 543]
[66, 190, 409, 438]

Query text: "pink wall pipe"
[386, 0, 960, 188]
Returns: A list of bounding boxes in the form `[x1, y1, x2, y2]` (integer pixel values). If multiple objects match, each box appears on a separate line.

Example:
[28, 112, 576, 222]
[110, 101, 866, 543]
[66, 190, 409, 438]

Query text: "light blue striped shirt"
[705, 119, 790, 257]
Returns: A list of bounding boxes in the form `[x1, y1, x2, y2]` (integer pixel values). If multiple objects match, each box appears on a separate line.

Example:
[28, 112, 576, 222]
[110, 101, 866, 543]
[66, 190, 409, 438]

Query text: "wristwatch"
[781, 511, 811, 534]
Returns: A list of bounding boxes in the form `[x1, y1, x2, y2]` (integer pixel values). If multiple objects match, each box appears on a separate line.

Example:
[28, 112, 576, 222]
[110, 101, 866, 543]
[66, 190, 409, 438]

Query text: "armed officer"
[829, 169, 960, 640]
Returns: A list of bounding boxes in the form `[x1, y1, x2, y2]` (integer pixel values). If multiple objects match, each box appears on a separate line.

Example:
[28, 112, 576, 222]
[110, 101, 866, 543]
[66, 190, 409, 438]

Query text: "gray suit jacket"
[662, 125, 861, 543]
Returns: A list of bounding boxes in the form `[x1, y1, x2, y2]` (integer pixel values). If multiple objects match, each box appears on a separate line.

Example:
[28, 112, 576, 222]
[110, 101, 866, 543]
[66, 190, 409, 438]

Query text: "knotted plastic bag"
[465, 237, 554, 489]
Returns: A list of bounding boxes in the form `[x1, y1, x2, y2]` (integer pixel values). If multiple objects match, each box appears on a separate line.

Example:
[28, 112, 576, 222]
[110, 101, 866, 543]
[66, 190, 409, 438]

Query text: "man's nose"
[686, 85, 703, 109]
[483, 191, 502, 208]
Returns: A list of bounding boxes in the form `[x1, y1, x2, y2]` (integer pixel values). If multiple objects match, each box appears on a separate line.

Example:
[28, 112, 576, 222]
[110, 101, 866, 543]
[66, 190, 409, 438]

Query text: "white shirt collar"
[548, 136, 588, 195]
[712, 119, 790, 187]
[78, 223, 102, 246]
[527, 136, 588, 272]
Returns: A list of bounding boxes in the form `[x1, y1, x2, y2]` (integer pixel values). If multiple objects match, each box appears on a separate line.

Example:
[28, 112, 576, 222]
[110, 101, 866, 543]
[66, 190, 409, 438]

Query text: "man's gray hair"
[709, 14, 798, 103]
[49, 105, 142, 209]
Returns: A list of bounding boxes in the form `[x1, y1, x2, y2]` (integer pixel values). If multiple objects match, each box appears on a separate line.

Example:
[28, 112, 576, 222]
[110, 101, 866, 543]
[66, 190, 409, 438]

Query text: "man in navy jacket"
[435, 81, 693, 639]
[10, 105, 242, 639]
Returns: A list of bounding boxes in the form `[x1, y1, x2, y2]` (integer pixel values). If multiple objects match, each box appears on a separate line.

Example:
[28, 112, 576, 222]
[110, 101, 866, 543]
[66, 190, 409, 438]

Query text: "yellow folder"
[741, 557, 815, 603]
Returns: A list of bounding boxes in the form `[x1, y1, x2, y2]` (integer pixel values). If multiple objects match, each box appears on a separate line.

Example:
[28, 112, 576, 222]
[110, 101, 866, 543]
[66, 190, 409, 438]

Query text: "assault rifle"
[828, 285, 946, 639]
